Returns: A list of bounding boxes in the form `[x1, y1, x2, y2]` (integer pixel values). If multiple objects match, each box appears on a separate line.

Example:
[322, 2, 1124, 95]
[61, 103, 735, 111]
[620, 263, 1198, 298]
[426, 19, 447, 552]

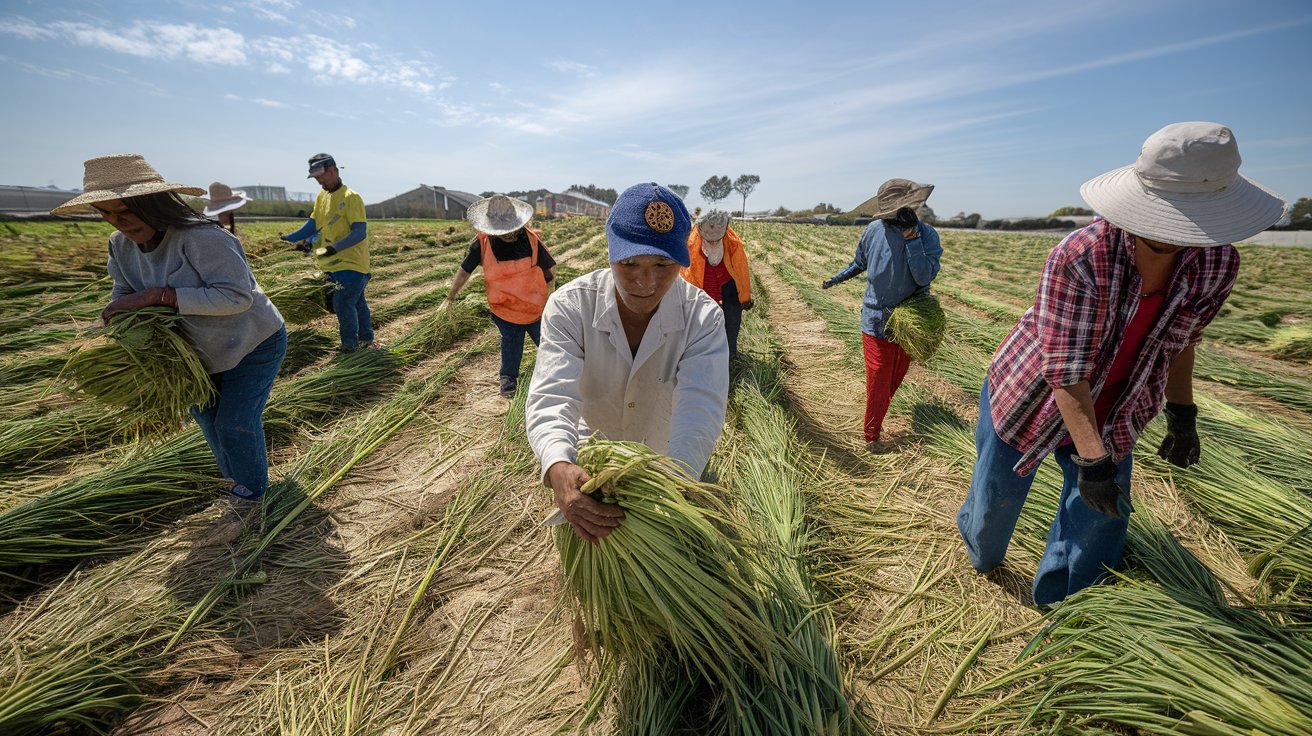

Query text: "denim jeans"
[327, 270, 374, 349]
[956, 379, 1133, 606]
[490, 312, 541, 380]
[191, 325, 287, 498]
[720, 280, 743, 360]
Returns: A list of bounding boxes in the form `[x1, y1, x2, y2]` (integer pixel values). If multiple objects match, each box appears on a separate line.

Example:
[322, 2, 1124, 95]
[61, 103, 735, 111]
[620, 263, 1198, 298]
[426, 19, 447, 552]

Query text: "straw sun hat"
[868, 178, 935, 220]
[202, 182, 251, 216]
[1080, 122, 1287, 247]
[51, 154, 205, 215]
[467, 194, 534, 236]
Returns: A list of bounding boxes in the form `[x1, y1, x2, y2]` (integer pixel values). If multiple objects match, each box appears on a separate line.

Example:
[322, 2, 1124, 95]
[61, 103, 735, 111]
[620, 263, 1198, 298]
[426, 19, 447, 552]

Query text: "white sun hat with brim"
[202, 182, 251, 216]
[467, 194, 534, 236]
[51, 154, 206, 215]
[1080, 122, 1288, 247]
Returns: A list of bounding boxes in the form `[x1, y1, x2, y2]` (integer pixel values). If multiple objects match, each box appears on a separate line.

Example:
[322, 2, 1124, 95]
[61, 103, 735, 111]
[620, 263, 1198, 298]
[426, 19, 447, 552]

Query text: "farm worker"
[279, 153, 374, 352]
[53, 154, 287, 522]
[202, 182, 250, 236]
[821, 179, 942, 451]
[956, 122, 1288, 606]
[447, 195, 558, 398]
[527, 183, 730, 544]
[681, 210, 754, 363]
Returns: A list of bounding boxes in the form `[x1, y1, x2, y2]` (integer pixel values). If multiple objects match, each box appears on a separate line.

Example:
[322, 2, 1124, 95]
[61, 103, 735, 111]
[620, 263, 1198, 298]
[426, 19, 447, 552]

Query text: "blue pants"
[191, 326, 287, 498]
[956, 379, 1133, 606]
[721, 280, 743, 360]
[490, 312, 541, 380]
[328, 270, 374, 349]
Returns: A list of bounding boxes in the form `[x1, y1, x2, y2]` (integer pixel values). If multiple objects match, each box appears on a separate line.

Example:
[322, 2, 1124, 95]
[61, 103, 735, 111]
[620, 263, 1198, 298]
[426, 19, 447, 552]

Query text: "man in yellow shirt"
[280, 153, 373, 351]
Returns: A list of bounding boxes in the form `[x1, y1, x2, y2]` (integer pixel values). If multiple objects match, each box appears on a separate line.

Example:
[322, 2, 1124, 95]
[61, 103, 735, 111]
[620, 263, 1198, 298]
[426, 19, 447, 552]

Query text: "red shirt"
[987, 220, 1239, 475]
[702, 261, 732, 303]
[1092, 291, 1167, 428]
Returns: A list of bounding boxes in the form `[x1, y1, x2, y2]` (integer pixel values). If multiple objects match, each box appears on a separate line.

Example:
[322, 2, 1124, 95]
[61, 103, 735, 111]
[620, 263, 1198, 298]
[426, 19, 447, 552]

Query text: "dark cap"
[605, 183, 691, 266]
[307, 153, 337, 178]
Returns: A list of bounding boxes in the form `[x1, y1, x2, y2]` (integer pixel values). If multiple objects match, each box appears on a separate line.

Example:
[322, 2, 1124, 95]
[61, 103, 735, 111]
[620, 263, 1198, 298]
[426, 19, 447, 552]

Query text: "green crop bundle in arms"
[554, 441, 788, 710]
[58, 306, 214, 433]
[886, 292, 947, 362]
[264, 273, 332, 324]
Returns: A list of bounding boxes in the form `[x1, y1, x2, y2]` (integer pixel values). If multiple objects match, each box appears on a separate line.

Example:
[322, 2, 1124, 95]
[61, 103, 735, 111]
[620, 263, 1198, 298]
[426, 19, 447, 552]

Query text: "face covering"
[884, 207, 921, 241]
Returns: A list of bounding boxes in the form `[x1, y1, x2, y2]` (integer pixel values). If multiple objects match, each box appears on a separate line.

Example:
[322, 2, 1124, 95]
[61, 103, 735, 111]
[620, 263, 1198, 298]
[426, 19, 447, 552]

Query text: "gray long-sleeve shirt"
[107, 224, 284, 373]
[828, 220, 943, 338]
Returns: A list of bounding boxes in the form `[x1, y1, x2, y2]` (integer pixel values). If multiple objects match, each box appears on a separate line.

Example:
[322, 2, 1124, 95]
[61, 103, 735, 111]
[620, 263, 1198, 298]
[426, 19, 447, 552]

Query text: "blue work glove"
[1156, 402, 1200, 469]
[1072, 453, 1131, 518]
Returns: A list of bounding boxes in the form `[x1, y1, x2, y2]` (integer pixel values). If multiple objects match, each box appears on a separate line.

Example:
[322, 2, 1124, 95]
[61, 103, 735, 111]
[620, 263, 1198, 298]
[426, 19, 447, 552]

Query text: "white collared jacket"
[526, 268, 729, 481]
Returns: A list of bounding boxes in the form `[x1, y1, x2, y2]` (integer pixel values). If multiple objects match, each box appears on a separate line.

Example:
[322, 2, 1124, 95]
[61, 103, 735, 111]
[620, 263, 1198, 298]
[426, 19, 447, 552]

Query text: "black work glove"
[1072, 453, 1130, 519]
[742, 300, 754, 311]
[1156, 402, 1200, 469]
[293, 240, 313, 254]
[821, 279, 835, 289]
[315, 245, 338, 257]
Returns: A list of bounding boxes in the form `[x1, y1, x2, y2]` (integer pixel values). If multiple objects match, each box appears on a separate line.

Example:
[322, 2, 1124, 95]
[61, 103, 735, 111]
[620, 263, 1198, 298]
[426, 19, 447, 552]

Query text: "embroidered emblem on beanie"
[645, 202, 675, 233]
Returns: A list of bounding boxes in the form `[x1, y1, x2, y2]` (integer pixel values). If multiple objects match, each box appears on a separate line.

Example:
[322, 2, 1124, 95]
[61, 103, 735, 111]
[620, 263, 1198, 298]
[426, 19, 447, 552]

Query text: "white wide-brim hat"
[1081, 122, 1287, 246]
[467, 194, 533, 236]
[51, 154, 205, 215]
[202, 181, 251, 216]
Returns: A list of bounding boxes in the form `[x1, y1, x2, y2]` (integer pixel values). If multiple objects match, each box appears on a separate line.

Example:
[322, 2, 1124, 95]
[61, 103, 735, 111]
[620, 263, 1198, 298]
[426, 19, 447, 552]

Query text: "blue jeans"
[956, 379, 1133, 606]
[190, 326, 287, 498]
[490, 312, 541, 380]
[328, 270, 374, 349]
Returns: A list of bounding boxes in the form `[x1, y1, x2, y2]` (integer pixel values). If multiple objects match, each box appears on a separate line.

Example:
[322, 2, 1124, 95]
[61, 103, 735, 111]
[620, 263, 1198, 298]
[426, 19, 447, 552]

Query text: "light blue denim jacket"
[828, 220, 942, 338]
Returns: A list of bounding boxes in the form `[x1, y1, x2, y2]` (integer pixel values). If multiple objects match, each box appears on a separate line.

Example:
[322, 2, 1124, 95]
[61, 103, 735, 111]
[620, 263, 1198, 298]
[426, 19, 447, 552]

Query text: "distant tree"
[667, 184, 690, 199]
[1049, 206, 1094, 217]
[480, 191, 497, 198]
[1293, 197, 1311, 220]
[567, 184, 618, 205]
[700, 176, 732, 208]
[732, 174, 760, 218]
[917, 204, 936, 223]
[772, 206, 790, 217]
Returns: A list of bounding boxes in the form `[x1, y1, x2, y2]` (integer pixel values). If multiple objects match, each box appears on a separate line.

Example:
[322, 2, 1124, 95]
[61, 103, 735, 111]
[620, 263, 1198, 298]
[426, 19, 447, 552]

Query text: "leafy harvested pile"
[887, 292, 947, 362]
[265, 273, 332, 324]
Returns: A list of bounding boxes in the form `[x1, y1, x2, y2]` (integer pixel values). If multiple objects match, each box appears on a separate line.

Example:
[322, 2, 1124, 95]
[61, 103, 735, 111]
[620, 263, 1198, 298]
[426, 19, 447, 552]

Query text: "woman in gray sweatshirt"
[54, 154, 286, 511]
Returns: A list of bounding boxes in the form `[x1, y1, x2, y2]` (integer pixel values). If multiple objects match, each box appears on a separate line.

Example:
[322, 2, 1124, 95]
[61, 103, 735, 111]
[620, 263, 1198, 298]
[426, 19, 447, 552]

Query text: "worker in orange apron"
[447, 195, 557, 397]
[681, 210, 753, 363]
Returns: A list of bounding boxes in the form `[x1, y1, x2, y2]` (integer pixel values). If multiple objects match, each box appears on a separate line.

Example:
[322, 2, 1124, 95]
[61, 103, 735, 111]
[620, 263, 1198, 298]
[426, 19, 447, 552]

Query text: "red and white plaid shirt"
[987, 219, 1239, 475]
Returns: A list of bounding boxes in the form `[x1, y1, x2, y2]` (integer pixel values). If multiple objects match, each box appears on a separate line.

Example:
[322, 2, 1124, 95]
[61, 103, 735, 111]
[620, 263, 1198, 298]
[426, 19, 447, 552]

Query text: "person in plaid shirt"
[956, 122, 1288, 606]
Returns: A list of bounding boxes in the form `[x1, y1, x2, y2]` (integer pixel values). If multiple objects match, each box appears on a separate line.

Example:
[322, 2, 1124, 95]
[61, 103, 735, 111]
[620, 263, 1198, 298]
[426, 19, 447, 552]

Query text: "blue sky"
[1, 0, 1309, 217]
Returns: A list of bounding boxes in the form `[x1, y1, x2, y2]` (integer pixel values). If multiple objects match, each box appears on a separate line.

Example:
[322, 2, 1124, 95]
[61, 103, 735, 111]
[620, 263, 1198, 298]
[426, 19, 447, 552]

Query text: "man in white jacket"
[527, 183, 730, 544]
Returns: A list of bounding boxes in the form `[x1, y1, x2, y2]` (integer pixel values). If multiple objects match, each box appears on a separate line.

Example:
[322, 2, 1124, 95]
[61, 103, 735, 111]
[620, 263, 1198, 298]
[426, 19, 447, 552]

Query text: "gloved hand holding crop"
[1156, 402, 1200, 468]
[742, 300, 754, 311]
[1072, 453, 1130, 518]
[821, 279, 835, 290]
[315, 245, 338, 257]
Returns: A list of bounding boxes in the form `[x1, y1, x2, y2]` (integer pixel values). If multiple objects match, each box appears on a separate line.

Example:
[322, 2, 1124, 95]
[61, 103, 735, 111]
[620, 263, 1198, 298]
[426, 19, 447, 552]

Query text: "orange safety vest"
[682, 225, 752, 304]
[478, 228, 549, 325]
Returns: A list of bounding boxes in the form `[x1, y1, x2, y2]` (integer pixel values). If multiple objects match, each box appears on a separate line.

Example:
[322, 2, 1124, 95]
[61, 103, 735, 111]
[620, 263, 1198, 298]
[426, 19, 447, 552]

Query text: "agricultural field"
[1, 217, 1310, 734]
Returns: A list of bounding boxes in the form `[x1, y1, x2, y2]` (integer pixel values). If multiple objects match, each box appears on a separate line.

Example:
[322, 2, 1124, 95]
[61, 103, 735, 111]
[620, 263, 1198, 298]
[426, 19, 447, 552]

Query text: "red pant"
[862, 334, 910, 442]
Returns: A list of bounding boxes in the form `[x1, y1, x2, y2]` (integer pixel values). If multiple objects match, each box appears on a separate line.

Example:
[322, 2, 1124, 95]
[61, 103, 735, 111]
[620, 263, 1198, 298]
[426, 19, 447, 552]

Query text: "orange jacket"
[478, 228, 549, 324]
[682, 225, 752, 304]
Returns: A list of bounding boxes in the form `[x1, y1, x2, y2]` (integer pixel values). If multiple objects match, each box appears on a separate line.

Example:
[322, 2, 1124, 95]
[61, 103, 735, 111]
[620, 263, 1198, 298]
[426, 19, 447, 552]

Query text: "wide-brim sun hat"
[606, 183, 692, 267]
[868, 178, 934, 220]
[51, 154, 205, 215]
[202, 181, 251, 216]
[467, 194, 534, 236]
[1080, 121, 1287, 247]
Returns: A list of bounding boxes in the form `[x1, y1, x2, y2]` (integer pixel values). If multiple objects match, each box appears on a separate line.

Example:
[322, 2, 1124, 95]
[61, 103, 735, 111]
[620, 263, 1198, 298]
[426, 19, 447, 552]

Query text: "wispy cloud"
[549, 60, 598, 78]
[251, 97, 286, 108]
[0, 16, 55, 40]
[5, 16, 445, 96]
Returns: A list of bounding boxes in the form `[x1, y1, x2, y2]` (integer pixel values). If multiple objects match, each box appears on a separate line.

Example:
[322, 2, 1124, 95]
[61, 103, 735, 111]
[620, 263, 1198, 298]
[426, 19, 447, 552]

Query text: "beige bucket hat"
[868, 178, 935, 220]
[202, 182, 251, 216]
[467, 194, 533, 236]
[1080, 122, 1287, 246]
[51, 154, 205, 215]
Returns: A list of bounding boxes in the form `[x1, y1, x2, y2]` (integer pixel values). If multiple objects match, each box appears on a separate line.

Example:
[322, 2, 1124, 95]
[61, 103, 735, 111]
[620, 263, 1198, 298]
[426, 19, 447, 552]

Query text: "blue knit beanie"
[605, 183, 691, 267]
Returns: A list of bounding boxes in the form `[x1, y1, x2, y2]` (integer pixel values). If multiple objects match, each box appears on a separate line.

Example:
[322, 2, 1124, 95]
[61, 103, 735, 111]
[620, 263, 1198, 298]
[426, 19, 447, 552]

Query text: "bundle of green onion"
[264, 274, 332, 324]
[886, 292, 947, 362]
[59, 306, 214, 432]
[554, 441, 785, 705]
